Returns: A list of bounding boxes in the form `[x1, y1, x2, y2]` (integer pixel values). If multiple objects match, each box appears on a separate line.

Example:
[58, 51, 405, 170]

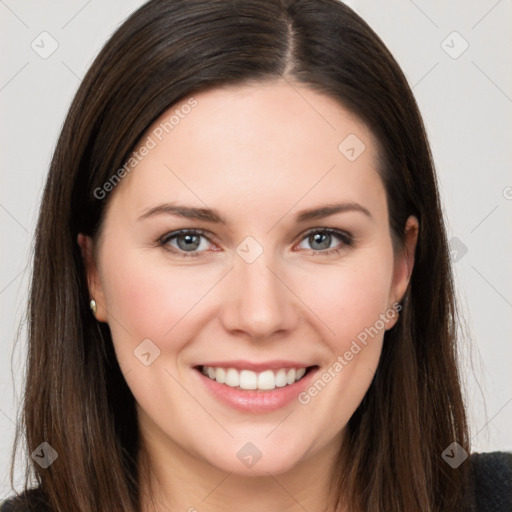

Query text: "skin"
[78, 80, 418, 512]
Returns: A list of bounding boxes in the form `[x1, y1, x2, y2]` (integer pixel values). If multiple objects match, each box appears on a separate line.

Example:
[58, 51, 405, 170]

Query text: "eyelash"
[157, 228, 354, 258]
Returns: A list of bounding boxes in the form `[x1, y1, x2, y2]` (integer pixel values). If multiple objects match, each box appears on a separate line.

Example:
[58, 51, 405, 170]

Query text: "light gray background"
[1, 0, 511, 498]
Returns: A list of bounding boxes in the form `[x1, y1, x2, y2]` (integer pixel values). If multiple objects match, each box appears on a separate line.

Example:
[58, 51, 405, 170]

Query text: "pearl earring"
[90, 299, 97, 314]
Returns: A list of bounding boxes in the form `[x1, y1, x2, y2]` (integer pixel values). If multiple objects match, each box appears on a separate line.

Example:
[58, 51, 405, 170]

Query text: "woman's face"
[80, 80, 417, 476]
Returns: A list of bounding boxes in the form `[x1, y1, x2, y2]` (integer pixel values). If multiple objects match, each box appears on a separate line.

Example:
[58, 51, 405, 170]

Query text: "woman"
[2, 0, 511, 511]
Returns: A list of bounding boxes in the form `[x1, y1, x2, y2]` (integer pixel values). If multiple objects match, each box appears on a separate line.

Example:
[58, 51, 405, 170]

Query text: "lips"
[193, 362, 319, 413]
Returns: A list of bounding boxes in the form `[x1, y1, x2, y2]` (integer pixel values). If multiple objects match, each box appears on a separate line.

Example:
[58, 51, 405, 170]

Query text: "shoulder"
[468, 451, 512, 511]
[0, 487, 50, 512]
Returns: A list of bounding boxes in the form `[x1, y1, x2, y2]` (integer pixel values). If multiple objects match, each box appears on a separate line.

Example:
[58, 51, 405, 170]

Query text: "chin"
[197, 437, 310, 477]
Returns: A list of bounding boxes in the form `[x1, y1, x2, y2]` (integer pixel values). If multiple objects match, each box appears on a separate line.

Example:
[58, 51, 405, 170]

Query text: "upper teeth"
[201, 366, 307, 390]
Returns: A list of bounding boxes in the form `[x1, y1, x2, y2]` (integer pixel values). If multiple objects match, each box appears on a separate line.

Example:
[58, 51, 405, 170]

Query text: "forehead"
[106, 80, 385, 223]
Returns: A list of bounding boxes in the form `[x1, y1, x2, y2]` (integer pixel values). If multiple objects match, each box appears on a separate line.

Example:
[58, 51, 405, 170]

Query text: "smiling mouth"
[195, 365, 317, 391]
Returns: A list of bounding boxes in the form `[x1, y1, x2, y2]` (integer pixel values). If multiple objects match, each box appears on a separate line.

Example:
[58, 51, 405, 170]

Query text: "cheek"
[293, 257, 394, 419]
[99, 246, 223, 366]
[292, 252, 394, 351]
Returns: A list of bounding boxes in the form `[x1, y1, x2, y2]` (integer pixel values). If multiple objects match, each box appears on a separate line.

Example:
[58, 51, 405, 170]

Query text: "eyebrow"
[137, 201, 372, 224]
[138, 204, 225, 223]
[295, 202, 372, 222]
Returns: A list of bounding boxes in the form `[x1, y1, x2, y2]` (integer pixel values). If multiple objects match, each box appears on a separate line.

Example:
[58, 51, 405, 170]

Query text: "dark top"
[1, 451, 511, 511]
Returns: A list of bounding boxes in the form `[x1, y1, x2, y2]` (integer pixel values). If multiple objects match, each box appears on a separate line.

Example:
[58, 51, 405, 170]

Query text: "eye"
[296, 228, 353, 255]
[159, 229, 214, 257]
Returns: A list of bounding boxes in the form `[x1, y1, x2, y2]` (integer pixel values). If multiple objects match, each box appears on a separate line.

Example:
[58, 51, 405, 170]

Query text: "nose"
[219, 251, 299, 341]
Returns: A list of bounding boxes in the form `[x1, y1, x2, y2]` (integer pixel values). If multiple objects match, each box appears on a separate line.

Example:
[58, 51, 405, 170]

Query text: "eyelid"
[298, 227, 353, 243]
[159, 228, 215, 245]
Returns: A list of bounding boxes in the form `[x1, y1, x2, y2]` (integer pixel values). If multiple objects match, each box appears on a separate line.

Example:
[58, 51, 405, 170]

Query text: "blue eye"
[158, 228, 353, 258]
[297, 228, 353, 255]
[160, 229, 213, 257]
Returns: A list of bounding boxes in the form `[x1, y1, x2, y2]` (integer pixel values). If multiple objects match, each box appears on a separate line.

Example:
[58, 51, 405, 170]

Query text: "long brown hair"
[8, 1, 470, 510]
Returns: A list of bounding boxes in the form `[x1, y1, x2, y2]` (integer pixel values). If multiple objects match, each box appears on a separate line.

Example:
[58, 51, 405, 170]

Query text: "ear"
[386, 215, 419, 328]
[77, 233, 108, 322]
